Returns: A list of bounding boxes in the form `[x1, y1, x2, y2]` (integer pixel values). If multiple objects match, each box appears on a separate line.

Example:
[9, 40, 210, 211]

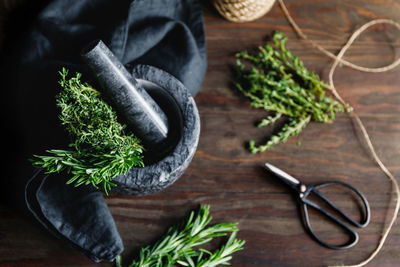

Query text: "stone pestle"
[81, 40, 169, 148]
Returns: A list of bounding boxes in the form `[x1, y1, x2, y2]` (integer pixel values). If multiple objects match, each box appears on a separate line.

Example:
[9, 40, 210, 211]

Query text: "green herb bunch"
[116, 205, 245, 267]
[31, 68, 144, 194]
[235, 32, 348, 153]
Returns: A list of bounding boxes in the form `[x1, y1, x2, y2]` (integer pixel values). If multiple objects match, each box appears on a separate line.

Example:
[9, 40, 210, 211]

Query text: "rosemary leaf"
[31, 68, 144, 194]
[123, 205, 244, 267]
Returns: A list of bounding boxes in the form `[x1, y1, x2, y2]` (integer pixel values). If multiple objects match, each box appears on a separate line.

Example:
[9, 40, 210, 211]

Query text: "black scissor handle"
[301, 201, 359, 249]
[300, 181, 370, 250]
[312, 182, 370, 228]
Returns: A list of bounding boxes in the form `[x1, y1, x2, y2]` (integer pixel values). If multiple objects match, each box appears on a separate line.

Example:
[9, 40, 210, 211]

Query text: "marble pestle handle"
[81, 40, 169, 147]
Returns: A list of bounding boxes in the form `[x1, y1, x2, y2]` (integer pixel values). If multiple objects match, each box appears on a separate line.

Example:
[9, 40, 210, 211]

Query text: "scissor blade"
[264, 163, 300, 186]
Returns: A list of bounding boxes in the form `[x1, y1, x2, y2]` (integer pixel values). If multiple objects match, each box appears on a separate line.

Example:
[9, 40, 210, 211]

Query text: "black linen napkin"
[25, 169, 123, 262]
[0, 0, 206, 262]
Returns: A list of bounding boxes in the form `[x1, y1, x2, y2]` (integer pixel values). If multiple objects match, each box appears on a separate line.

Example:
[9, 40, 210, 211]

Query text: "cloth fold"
[1, 0, 206, 262]
[26, 169, 123, 262]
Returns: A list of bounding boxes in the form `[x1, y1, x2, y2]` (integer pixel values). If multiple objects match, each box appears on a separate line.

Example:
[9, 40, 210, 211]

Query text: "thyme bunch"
[31, 68, 144, 194]
[117, 205, 245, 267]
[235, 32, 348, 153]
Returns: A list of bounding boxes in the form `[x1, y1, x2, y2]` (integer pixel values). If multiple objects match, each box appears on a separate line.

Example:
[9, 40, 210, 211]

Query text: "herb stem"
[31, 68, 144, 194]
[125, 205, 245, 267]
[236, 32, 346, 152]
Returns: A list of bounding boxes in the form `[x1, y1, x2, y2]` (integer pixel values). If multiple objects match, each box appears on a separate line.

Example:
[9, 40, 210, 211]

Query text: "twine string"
[278, 0, 400, 266]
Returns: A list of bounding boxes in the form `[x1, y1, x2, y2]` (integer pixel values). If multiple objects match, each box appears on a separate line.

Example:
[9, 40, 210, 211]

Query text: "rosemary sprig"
[31, 68, 144, 194]
[116, 205, 245, 267]
[235, 31, 348, 153]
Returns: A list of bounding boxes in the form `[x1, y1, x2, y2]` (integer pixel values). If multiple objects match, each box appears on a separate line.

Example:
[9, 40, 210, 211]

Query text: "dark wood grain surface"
[1, 0, 400, 266]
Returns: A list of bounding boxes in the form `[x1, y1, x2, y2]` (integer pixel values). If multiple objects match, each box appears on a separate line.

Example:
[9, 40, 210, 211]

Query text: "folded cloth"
[25, 169, 123, 262]
[0, 0, 206, 262]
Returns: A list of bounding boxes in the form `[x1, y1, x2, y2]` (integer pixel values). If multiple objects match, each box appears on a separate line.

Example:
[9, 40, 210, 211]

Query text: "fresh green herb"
[116, 205, 245, 267]
[31, 68, 144, 194]
[235, 32, 348, 153]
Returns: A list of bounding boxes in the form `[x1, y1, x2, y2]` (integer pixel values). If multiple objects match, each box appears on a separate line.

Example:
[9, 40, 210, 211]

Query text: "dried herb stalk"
[31, 68, 144, 194]
[235, 32, 348, 153]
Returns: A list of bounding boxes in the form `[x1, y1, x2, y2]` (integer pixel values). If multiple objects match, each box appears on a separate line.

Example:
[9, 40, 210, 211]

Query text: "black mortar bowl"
[112, 65, 200, 195]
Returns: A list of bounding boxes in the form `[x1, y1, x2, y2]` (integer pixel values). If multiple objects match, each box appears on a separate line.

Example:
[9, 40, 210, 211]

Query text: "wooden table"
[1, 0, 400, 266]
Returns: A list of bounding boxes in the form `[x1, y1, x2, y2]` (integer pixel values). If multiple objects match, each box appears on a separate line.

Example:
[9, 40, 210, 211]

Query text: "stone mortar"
[111, 64, 200, 195]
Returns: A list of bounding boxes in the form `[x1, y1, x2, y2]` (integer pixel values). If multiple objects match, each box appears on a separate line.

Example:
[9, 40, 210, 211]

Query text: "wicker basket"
[212, 0, 276, 23]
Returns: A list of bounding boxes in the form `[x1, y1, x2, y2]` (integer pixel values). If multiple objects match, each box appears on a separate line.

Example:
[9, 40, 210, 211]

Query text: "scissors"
[264, 163, 370, 249]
